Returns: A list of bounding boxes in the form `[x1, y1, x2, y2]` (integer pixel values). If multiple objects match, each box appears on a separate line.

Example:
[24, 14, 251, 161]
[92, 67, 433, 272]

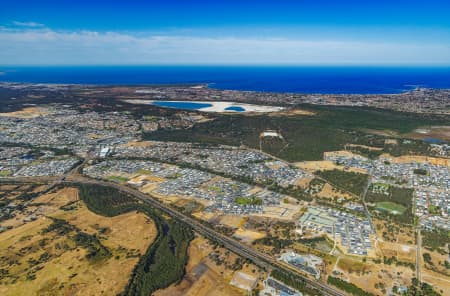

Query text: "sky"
[0, 0, 450, 66]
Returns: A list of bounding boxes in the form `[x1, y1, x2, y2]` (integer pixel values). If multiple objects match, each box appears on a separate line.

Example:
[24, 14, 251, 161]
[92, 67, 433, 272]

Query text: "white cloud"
[12, 21, 45, 28]
[0, 26, 448, 65]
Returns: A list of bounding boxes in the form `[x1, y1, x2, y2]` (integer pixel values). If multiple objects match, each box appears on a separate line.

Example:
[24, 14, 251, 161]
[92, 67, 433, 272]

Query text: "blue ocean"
[1, 66, 450, 94]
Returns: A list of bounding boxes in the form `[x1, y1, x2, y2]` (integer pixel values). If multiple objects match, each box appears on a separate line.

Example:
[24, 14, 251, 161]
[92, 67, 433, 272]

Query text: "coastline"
[1, 66, 450, 95]
[1, 80, 449, 96]
[1, 81, 449, 115]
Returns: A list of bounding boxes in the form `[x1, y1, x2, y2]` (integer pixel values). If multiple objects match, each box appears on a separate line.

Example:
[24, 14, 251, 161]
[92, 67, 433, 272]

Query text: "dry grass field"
[0, 187, 157, 296]
[123, 140, 156, 148]
[377, 241, 416, 263]
[0, 107, 50, 118]
[420, 248, 450, 294]
[154, 236, 261, 296]
[345, 144, 383, 151]
[421, 269, 450, 296]
[333, 257, 414, 296]
[388, 155, 450, 166]
[374, 218, 415, 245]
[294, 160, 340, 172]
[315, 182, 354, 201]
[233, 228, 266, 243]
[269, 108, 316, 117]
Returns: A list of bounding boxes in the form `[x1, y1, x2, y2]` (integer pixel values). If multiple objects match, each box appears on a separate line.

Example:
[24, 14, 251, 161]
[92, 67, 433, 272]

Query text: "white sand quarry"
[124, 99, 284, 113]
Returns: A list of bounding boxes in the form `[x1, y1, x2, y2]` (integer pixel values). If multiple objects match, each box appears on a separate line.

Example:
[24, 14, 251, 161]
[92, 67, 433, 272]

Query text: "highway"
[2, 174, 347, 296]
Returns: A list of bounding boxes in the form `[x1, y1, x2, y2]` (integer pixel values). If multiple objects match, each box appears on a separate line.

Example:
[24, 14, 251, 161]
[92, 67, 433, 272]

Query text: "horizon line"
[2, 64, 450, 68]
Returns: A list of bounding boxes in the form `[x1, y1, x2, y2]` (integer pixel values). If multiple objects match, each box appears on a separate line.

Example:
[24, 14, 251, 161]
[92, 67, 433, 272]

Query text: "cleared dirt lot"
[294, 160, 341, 172]
[233, 228, 266, 243]
[388, 155, 450, 166]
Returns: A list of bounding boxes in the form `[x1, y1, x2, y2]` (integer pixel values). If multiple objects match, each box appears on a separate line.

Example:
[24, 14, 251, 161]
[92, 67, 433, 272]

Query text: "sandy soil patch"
[0, 107, 50, 118]
[140, 182, 162, 193]
[233, 229, 266, 243]
[388, 155, 450, 166]
[123, 140, 156, 148]
[385, 139, 398, 145]
[361, 128, 400, 138]
[142, 189, 181, 203]
[149, 189, 214, 208]
[229, 271, 258, 291]
[0, 184, 19, 191]
[129, 174, 165, 184]
[324, 150, 361, 158]
[219, 215, 246, 229]
[316, 182, 353, 201]
[294, 177, 314, 187]
[315, 153, 369, 173]
[270, 108, 316, 117]
[32, 185, 49, 193]
[295, 161, 341, 172]
[251, 205, 300, 220]
[346, 144, 383, 151]
[192, 211, 216, 222]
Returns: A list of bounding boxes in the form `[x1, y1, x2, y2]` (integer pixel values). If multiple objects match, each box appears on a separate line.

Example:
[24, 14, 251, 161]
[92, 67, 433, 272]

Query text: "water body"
[225, 106, 246, 112]
[423, 137, 447, 144]
[20, 154, 34, 160]
[1, 66, 450, 94]
[151, 101, 212, 110]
